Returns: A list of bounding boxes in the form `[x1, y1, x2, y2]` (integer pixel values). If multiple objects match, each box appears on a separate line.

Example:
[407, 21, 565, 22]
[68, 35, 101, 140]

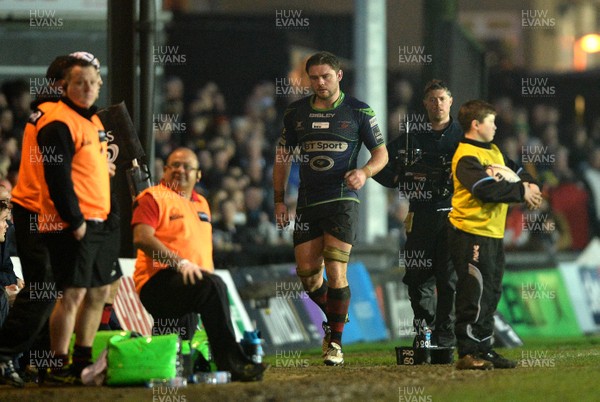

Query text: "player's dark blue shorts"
[293, 200, 359, 246]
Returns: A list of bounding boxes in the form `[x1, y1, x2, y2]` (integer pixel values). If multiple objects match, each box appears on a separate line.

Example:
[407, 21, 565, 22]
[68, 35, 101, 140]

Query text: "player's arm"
[273, 145, 292, 203]
[273, 145, 292, 228]
[345, 144, 388, 191]
[347, 106, 389, 190]
[363, 144, 389, 179]
[37, 121, 86, 238]
[272, 108, 296, 226]
[455, 156, 524, 203]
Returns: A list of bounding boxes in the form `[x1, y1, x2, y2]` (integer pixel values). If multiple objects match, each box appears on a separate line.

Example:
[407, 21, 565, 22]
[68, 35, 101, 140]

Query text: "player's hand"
[16, 278, 25, 289]
[177, 259, 204, 285]
[344, 169, 368, 191]
[73, 221, 87, 241]
[108, 161, 117, 178]
[274, 202, 289, 229]
[523, 182, 542, 210]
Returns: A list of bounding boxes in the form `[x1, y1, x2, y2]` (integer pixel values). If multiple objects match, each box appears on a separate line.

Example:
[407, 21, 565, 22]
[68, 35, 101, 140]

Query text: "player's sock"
[307, 280, 328, 315]
[326, 286, 351, 347]
[72, 345, 92, 374]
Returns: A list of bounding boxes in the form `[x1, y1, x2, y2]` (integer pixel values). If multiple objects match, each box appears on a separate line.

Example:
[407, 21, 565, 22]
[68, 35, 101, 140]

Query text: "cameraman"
[374, 80, 462, 363]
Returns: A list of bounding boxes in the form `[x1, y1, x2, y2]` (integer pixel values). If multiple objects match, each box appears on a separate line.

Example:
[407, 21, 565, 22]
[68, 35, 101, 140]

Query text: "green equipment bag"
[106, 333, 180, 386]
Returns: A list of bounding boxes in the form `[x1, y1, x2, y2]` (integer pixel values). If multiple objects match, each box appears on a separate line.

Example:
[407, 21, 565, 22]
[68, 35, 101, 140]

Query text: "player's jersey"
[278, 92, 385, 208]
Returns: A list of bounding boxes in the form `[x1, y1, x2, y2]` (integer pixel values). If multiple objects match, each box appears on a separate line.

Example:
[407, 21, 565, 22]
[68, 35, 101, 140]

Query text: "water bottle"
[413, 326, 432, 349]
[241, 330, 264, 364]
[146, 377, 187, 388]
[424, 327, 432, 348]
[190, 371, 231, 384]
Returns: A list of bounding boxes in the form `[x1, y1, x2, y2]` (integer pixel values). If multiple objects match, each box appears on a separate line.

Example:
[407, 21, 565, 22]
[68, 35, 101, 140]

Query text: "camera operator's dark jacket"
[373, 117, 462, 212]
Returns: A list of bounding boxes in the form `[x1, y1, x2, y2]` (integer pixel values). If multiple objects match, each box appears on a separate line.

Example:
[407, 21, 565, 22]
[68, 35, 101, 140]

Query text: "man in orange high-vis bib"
[132, 148, 266, 382]
[36, 56, 113, 384]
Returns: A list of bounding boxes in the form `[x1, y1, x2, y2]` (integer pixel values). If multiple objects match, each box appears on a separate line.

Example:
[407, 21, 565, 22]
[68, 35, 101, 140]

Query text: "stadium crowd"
[1, 74, 599, 269]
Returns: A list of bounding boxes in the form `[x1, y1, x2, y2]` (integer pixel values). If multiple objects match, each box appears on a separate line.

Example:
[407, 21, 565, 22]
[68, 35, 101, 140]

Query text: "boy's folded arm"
[502, 153, 538, 185]
[456, 156, 524, 203]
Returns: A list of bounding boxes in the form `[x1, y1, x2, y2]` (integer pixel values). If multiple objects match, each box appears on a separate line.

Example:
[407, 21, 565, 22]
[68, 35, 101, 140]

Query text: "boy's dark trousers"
[448, 225, 505, 357]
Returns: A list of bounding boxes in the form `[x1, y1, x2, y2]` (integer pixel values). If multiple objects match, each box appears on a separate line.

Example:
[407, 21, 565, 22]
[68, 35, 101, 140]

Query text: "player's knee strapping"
[322, 246, 350, 263]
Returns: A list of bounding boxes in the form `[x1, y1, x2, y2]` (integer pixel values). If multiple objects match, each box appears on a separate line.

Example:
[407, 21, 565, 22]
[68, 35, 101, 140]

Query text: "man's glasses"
[166, 162, 199, 172]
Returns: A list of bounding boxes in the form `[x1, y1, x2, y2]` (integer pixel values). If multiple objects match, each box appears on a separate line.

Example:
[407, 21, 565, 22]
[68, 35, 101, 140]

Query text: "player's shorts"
[293, 200, 359, 246]
[44, 220, 119, 289]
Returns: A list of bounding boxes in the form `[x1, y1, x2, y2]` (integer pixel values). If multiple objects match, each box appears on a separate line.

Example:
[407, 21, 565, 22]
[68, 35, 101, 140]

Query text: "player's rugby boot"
[323, 342, 344, 366]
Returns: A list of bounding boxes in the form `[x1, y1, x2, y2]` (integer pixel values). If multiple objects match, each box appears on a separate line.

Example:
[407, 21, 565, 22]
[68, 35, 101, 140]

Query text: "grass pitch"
[3, 335, 599, 402]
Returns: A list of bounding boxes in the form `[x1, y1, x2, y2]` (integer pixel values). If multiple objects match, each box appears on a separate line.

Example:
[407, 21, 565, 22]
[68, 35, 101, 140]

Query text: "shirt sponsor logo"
[312, 122, 330, 129]
[309, 113, 335, 118]
[303, 141, 348, 152]
[309, 155, 334, 171]
[370, 116, 384, 143]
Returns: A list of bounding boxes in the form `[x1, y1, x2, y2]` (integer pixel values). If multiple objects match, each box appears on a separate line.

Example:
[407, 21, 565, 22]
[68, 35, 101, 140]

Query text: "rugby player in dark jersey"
[273, 51, 388, 365]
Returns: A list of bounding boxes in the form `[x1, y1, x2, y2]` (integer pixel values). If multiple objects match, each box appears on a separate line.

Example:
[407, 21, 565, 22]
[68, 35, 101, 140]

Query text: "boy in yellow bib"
[449, 100, 542, 370]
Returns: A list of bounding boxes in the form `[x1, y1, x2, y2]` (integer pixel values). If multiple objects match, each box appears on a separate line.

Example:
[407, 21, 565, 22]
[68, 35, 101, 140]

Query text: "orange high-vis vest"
[12, 102, 60, 213]
[133, 184, 213, 294]
[37, 100, 110, 232]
